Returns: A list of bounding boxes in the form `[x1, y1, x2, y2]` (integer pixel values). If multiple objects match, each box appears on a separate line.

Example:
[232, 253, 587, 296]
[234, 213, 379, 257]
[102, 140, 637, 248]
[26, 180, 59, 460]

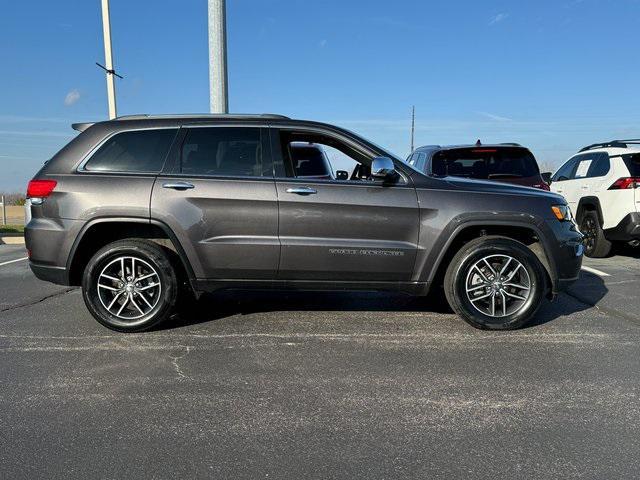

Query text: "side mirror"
[541, 172, 552, 185]
[371, 157, 396, 180]
[335, 170, 349, 181]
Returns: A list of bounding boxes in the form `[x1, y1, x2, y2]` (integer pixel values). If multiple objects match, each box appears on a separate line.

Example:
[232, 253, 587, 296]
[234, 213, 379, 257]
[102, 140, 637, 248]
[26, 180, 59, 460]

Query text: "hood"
[441, 175, 565, 202]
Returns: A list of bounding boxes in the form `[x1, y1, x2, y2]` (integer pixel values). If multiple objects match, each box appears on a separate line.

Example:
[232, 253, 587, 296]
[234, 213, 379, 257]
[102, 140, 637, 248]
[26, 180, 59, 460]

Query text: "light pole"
[208, 0, 229, 113]
[410, 106, 415, 153]
[100, 0, 118, 119]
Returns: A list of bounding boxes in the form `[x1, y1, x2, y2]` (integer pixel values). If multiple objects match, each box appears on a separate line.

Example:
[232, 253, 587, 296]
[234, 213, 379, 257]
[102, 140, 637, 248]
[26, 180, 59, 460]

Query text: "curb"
[0, 236, 25, 245]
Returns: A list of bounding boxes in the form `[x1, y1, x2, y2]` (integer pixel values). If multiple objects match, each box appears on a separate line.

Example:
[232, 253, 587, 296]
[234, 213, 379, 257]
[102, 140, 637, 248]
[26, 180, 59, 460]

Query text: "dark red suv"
[406, 143, 550, 190]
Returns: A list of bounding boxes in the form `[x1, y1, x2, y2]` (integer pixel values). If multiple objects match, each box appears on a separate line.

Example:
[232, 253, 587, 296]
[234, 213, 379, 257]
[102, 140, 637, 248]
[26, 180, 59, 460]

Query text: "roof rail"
[114, 113, 290, 121]
[579, 140, 640, 152]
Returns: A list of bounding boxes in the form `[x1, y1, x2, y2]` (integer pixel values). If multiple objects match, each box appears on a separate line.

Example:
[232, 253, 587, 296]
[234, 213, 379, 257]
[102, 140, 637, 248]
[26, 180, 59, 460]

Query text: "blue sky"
[1, 0, 640, 190]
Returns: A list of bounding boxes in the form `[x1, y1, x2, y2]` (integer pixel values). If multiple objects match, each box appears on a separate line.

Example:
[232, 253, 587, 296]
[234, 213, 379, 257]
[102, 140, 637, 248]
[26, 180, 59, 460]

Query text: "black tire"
[82, 239, 178, 332]
[444, 236, 547, 330]
[580, 211, 612, 258]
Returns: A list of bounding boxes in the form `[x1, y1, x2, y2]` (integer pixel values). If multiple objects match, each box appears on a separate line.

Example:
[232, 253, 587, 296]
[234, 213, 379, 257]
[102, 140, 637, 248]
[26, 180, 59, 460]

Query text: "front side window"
[84, 129, 178, 173]
[552, 157, 578, 182]
[277, 130, 376, 182]
[181, 127, 268, 177]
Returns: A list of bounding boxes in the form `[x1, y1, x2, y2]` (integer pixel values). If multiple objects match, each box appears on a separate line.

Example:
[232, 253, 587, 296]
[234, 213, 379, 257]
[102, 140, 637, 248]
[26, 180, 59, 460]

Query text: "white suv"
[550, 139, 640, 257]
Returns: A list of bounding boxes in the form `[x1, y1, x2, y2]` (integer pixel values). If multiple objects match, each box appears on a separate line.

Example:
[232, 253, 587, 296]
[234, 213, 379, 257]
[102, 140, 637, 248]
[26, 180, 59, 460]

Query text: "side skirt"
[194, 279, 431, 296]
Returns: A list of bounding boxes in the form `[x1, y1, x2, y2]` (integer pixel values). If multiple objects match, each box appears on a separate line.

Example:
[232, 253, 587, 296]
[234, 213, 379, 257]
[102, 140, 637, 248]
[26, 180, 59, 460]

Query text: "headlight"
[551, 204, 573, 222]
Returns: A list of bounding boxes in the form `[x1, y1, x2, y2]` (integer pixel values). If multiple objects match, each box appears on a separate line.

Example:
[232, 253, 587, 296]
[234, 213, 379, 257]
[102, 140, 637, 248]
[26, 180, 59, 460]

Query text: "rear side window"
[431, 147, 539, 179]
[587, 153, 610, 177]
[181, 127, 268, 177]
[622, 153, 640, 176]
[84, 129, 178, 173]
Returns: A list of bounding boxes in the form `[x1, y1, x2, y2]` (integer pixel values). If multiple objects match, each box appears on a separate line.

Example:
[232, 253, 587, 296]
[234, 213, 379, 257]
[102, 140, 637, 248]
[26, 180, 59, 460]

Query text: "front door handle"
[163, 181, 195, 191]
[286, 186, 317, 195]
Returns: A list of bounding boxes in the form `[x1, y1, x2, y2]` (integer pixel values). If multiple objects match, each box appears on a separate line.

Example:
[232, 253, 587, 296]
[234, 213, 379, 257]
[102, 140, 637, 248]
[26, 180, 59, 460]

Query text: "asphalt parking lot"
[1, 243, 640, 479]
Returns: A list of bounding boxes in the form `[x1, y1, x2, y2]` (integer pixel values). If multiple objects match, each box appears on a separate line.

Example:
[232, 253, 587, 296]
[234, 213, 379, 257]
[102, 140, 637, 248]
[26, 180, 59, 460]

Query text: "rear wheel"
[82, 239, 178, 332]
[444, 237, 546, 330]
[580, 211, 612, 258]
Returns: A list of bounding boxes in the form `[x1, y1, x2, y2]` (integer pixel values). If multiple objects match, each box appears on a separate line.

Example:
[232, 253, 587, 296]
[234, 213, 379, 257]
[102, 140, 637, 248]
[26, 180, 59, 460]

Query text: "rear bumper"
[29, 262, 69, 285]
[604, 213, 640, 242]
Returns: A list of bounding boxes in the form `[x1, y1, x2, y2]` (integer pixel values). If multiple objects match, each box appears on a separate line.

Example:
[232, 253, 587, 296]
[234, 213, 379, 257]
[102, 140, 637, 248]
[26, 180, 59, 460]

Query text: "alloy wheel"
[97, 256, 162, 321]
[464, 254, 532, 318]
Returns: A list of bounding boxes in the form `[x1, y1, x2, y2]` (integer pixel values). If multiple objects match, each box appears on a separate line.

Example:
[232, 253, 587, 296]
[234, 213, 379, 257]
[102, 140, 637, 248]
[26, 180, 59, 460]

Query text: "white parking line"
[0, 257, 28, 267]
[581, 265, 611, 277]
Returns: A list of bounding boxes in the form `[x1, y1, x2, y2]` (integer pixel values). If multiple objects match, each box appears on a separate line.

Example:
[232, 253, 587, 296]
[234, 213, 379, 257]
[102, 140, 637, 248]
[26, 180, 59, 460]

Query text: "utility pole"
[410, 106, 415, 152]
[208, 0, 229, 113]
[100, 0, 117, 119]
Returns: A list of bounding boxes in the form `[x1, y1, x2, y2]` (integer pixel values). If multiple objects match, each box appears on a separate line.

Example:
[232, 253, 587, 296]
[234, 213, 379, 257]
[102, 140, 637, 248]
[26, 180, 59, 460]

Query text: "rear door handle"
[286, 186, 317, 195]
[163, 181, 195, 190]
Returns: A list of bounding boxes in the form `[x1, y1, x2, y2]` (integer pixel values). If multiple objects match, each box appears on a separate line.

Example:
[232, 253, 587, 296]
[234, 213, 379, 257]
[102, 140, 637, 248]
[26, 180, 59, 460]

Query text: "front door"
[151, 125, 279, 280]
[272, 128, 420, 282]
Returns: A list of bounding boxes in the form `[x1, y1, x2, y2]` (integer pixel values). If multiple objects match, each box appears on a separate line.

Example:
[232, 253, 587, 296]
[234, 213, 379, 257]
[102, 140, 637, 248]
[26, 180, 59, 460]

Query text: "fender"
[418, 214, 557, 290]
[66, 216, 197, 289]
[575, 196, 603, 225]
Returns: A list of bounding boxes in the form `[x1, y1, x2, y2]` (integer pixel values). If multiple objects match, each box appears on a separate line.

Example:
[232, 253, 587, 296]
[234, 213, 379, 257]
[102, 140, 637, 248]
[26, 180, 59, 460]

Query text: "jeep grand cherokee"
[25, 114, 583, 332]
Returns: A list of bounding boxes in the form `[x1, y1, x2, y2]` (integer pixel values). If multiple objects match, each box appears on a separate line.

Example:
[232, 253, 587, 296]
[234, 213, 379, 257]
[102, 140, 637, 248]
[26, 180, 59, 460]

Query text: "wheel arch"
[66, 217, 196, 291]
[423, 220, 555, 297]
[575, 197, 603, 225]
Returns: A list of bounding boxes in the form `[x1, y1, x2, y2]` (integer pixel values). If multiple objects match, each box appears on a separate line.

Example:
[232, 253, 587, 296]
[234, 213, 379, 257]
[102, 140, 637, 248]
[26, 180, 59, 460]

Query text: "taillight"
[608, 177, 640, 190]
[27, 179, 57, 198]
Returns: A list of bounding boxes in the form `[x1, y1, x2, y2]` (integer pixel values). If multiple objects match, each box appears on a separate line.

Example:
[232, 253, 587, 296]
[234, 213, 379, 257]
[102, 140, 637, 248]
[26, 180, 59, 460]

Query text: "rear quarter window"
[622, 153, 640, 176]
[83, 129, 178, 173]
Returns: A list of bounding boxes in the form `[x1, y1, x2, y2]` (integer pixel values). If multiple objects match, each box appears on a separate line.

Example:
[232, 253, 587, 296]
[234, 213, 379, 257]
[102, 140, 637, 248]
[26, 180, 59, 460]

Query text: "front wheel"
[580, 211, 612, 258]
[444, 237, 547, 330]
[82, 239, 179, 332]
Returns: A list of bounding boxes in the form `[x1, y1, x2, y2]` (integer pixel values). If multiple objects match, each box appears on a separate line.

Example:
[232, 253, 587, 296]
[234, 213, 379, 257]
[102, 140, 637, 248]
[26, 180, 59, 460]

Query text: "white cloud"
[477, 111, 513, 122]
[319, 39, 327, 48]
[64, 89, 80, 106]
[489, 13, 509, 25]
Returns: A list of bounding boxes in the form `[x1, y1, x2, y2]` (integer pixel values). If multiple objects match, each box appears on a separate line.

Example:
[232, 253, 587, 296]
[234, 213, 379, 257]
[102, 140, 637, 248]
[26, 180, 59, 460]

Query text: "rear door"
[271, 127, 420, 282]
[151, 125, 279, 280]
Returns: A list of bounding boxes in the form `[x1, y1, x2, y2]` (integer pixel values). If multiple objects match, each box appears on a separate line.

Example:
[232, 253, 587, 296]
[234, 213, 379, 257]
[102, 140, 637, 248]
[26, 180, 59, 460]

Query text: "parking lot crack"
[168, 346, 191, 380]
[0, 288, 76, 313]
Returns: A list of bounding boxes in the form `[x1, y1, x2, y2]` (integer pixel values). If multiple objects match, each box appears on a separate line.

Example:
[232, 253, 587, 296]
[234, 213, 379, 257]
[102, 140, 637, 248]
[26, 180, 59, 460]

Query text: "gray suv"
[25, 114, 583, 332]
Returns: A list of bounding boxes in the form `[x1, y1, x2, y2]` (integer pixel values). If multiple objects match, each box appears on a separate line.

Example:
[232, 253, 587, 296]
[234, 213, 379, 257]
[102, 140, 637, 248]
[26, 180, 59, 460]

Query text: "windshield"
[431, 147, 540, 179]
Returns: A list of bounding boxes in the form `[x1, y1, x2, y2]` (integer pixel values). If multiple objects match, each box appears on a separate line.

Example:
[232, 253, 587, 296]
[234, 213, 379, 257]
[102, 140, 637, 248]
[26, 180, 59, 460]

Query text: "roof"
[114, 113, 290, 121]
[72, 113, 291, 132]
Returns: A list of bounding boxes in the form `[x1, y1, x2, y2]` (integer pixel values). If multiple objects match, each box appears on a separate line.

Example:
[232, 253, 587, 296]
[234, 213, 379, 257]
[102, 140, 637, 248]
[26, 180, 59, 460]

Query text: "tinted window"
[291, 144, 331, 177]
[181, 127, 267, 177]
[587, 153, 610, 177]
[552, 158, 578, 182]
[622, 153, 640, 176]
[430, 147, 539, 179]
[84, 129, 177, 172]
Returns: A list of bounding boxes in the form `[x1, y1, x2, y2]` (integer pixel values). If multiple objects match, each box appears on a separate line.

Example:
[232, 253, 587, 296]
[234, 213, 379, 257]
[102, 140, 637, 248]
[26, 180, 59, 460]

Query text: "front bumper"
[604, 212, 640, 242]
[542, 219, 584, 294]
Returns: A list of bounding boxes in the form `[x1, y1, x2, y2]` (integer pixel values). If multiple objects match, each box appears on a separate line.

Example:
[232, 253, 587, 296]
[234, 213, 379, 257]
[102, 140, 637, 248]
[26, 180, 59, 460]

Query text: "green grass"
[0, 224, 24, 234]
